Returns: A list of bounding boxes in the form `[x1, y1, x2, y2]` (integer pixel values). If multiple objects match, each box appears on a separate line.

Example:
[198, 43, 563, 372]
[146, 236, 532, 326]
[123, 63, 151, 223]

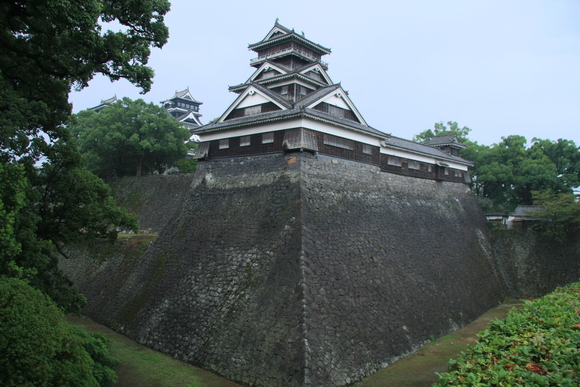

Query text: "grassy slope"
[68, 301, 522, 387]
[67, 315, 240, 387]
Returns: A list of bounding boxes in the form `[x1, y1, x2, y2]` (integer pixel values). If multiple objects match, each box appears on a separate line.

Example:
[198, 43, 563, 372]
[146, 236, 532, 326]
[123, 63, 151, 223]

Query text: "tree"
[0, 277, 119, 386]
[0, 0, 169, 310]
[70, 98, 192, 178]
[0, 0, 170, 163]
[414, 123, 580, 212]
[413, 121, 472, 144]
[529, 190, 580, 243]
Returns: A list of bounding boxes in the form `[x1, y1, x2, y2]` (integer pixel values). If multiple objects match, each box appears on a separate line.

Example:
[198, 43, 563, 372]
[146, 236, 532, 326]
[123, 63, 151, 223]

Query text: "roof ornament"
[301, 31, 305, 37]
[275, 17, 279, 24]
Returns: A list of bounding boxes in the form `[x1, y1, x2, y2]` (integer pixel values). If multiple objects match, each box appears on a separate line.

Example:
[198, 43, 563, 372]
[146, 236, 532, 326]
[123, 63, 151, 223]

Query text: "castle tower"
[64, 22, 510, 387]
[193, 21, 472, 184]
[160, 88, 203, 131]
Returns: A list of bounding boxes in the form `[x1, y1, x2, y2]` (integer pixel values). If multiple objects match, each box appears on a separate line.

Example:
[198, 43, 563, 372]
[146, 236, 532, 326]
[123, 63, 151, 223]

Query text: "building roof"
[425, 134, 467, 149]
[248, 21, 331, 55]
[509, 205, 543, 218]
[160, 88, 202, 105]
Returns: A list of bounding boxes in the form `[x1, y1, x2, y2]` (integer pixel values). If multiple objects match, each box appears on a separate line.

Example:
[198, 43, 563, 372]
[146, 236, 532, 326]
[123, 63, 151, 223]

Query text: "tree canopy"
[70, 98, 192, 178]
[414, 123, 580, 212]
[0, 0, 169, 310]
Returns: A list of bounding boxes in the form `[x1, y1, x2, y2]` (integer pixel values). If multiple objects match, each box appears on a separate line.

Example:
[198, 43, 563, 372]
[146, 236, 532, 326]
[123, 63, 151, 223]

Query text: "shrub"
[0, 277, 119, 386]
[435, 282, 580, 386]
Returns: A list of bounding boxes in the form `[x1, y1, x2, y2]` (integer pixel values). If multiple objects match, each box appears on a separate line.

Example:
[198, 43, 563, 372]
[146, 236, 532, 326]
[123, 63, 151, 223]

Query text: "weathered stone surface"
[62, 153, 513, 386]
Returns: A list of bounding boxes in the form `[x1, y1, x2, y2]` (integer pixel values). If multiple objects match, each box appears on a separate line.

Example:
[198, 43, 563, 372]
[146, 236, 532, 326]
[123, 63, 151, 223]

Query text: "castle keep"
[193, 22, 471, 184]
[63, 23, 512, 386]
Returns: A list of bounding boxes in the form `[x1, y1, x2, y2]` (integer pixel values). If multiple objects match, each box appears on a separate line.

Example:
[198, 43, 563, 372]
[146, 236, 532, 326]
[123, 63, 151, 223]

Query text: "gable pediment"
[248, 62, 288, 83]
[307, 87, 368, 126]
[218, 86, 289, 123]
[299, 64, 333, 85]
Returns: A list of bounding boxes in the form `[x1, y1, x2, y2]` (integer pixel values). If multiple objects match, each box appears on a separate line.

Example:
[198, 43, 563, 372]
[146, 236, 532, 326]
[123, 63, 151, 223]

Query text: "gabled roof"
[89, 95, 117, 111]
[425, 134, 466, 149]
[248, 21, 331, 55]
[304, 85, 368, 126]
[229, 62, 333, 93]
[161, 88, 202, 105]
[509, 205, 543, 218]
[217, 83, 293, 123]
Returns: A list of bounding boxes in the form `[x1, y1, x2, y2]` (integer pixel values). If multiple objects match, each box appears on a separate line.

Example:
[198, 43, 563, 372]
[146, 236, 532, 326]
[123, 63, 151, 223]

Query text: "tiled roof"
[510, 205, 543, 217]
[425, 134, 466, 148]
[381, 136, 473, 166]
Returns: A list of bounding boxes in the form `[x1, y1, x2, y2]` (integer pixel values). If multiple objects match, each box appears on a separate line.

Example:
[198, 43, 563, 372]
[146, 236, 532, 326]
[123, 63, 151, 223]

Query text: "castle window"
[427, 165, 433, 173]
[323, 134, 353, 150]
[219, 139, 229, 149]
[240, 136, 251, 147]
[444, 168, 449, 175]
[454, 170, 463, 177]
[387, 156, 402, 167]
[362, 144, 372, 155]
[408, 160, 420, 170]
[262, 132, 274, 144]
[281, 86, 288, 95]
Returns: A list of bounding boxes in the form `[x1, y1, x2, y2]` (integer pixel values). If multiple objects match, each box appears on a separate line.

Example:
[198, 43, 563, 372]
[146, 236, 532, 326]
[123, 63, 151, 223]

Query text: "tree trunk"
[136, 157, 142, 176]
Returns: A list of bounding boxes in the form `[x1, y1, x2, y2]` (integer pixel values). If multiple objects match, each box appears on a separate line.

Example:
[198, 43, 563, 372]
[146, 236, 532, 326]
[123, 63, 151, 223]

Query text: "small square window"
[219, 139, 229, 149]
[454, 170, 463, 177]
[362, 144, 372, 155]
[387, 156, 402, 167]
[262, 132, 274, 144]
[240, 136, 251, 147]
[408, 160, 420, 170]
[427, 165, 433, 173]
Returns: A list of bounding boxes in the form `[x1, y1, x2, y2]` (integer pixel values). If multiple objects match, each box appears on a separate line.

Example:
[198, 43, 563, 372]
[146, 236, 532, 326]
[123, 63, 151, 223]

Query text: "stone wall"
[491, 230, 580, 298]
[62, 153, 518, 386]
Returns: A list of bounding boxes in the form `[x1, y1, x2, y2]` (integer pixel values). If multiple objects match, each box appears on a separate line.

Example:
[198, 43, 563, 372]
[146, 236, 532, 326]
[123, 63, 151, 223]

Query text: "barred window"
[219, 139, 229, 149]
[387, 156, 402, 167]
[408, 160, 420, 170]
[240, 136, 251, 147]
[427, 164, 433, 173]
[262, 132, 274, 144]
[454, 170, 463, 177]
[362, 144, 373, 155]
[323, 134, 353, 150]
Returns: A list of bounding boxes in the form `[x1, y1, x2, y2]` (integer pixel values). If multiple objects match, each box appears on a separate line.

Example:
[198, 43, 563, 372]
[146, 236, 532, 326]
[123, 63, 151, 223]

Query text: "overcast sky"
[69, 0, 580, 146]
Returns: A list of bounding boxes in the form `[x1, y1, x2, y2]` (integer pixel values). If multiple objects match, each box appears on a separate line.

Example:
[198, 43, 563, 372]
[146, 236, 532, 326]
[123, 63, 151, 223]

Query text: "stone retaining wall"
[61, 153, 576, 386]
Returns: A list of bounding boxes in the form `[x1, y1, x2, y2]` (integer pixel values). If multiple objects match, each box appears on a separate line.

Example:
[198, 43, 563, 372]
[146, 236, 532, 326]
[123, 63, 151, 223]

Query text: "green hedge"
[435, 282, 580, 386]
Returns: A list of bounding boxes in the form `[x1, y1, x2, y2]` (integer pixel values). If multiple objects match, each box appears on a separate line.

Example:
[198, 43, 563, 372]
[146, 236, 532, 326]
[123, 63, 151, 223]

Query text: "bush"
[435, 282, 580, 386]
[0, 277, 119, 386]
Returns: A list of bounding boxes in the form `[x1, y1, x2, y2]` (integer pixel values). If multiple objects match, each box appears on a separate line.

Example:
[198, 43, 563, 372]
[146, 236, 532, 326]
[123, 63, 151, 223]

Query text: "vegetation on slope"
[435, 282, 580, 386]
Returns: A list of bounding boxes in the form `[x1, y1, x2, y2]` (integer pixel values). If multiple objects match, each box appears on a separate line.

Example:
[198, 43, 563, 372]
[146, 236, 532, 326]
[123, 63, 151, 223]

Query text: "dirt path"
[356, 300, 522, 386]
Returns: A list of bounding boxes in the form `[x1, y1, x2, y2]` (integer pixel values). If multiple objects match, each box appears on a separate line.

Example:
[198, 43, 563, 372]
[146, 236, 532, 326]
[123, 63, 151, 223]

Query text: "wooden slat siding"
[207, 131, 286, 158]
[224, 102, 281, 121]
[315, 132, 379, 165]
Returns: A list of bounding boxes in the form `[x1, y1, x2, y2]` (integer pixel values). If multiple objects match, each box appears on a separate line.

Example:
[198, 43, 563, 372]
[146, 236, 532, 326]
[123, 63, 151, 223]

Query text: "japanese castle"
[192, 21, 472, 183]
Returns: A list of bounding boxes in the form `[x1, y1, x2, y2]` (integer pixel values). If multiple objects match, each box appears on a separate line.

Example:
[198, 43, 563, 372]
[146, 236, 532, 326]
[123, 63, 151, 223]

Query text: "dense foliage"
[70, 98, 192, 177]
[435, 282, 580, 386]
[0, 0, 168, 310]
[415, 122, 580, 212]
[0, 277, 119, 386]
[529, 190, 580, 243]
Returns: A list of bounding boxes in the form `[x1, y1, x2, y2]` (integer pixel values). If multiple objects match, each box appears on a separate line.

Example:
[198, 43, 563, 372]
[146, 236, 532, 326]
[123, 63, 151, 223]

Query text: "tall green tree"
[414, 123, 580, 211]
[70, 98, 192, 178]
[0, 0, 169, 310]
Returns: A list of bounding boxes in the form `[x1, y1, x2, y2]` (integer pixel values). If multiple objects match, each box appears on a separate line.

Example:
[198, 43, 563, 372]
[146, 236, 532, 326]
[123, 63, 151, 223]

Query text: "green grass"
[67, 315, 239, 387]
